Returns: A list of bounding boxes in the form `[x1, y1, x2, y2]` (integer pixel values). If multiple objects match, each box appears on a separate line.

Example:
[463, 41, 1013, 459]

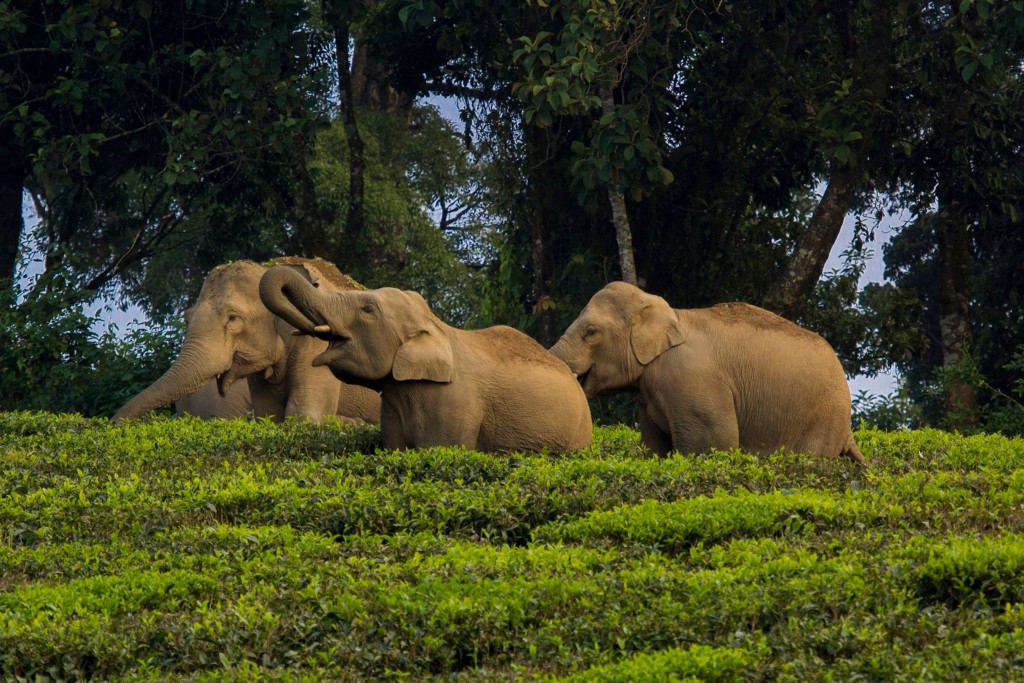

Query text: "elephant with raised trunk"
[113, 258, 380, 424]
[551, 281, 865, 463]
[259, 265, 592, 452]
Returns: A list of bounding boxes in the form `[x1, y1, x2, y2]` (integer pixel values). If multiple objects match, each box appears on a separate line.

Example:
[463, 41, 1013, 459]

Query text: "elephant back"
[264, 256, 364, 293]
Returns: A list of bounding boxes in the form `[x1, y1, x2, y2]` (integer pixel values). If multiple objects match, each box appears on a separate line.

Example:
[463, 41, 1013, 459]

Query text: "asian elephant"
[113, 258, 381, 424]
[174, 379, 252, 419]
[259, 265, 592, 452]
[550, 281, 865, 463]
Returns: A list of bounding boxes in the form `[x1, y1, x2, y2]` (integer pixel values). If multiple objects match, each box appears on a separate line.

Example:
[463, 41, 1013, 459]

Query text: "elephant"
[174, 379, 252, 419]
[113, 257, 381, 424]
[258, 265, 593, 452]
[550, 281, 866, 463]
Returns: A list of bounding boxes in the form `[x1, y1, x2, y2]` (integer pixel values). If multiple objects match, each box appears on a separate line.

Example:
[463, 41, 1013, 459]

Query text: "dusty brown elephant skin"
[259, 265, 592, 452]
[174, 380, 252, 419]
[550, 281, 865, 463]
[113, 258, 381, 424]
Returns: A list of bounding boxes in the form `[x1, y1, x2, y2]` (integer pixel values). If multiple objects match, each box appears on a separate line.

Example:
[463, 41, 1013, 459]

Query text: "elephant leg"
[378, 402, 476, 449]
[639, 405, 672, 456]
[337, 382, 381, 424]
[248, 376, 287, 422]
[379, 400, 409, 450]
[284, 354, 341, 422]
[668, 385, 740, 455]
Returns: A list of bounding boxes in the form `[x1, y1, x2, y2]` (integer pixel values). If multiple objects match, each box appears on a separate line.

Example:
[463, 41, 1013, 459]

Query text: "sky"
[16, 94, 903, 397]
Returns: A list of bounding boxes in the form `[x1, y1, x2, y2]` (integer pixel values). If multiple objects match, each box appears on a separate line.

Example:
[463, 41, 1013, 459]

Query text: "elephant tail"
[842, 434, 868, 465]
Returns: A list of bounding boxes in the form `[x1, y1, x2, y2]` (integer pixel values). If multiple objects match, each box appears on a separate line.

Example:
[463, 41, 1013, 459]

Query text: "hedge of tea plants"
[1, 412, 1023, 680]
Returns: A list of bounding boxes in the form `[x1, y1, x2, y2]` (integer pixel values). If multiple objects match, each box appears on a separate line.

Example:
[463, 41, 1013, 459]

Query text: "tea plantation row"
[1, 412, 1023, 680]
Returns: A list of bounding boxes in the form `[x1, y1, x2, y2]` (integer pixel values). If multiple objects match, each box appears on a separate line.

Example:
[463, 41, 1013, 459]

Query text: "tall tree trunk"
[599, 86, 638, 286]
[0, 132, 25, 286]
[762, 163, 858, 319]
[328, 3, 364, 243]
[525, 125, 557, 346]
[935, 192, 978, 430]
[762, 5, 895, 321]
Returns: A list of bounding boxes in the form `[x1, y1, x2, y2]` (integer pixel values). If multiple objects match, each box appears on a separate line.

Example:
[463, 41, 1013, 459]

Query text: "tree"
[0, 0, 332, 295]
[871, 0, 1024, 428]
[512, 0, 683, 286]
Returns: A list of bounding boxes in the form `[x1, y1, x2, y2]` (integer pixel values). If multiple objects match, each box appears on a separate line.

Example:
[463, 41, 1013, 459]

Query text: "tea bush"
[1, 412, 1023, 679]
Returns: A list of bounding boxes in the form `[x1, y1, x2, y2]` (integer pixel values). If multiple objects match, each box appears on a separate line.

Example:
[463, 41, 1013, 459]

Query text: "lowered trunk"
[112, 337, 231, 421]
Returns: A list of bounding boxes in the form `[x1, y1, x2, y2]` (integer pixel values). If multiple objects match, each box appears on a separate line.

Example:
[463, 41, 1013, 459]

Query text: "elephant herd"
[115, 257, 865, 463]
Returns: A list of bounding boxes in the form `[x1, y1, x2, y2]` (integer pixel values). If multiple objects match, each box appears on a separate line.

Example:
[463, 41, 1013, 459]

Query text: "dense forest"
[1, 0, 1023, 431]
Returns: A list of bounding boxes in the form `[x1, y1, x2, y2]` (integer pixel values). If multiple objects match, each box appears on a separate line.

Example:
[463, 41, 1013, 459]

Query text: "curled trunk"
[258, 266, 325, 331]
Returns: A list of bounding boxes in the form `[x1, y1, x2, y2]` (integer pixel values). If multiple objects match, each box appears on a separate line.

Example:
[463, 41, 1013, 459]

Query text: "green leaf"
[961, 59, 979, 82]
[630, 60, 649, 80]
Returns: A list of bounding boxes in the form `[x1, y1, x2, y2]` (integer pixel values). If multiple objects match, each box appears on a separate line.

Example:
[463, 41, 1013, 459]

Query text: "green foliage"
[926, 347, 1024, 437]
[512, 0, 679, 204]
[309, 105, 482, 325]
[1, 416, 1024, 678]
[1, 0, 333, 291]
[852, 388, 924, 431]
[553, 643, 764, 682]
[0, 285, 180, 416]
[804, 243, 929, 378]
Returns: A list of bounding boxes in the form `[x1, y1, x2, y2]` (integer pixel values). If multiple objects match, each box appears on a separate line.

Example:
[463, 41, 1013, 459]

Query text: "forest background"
[1, 0, 1023, 433]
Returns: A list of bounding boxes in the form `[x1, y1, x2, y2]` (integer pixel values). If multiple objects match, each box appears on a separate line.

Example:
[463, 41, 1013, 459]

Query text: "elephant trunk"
[112, 336, 230, 422]
[549, 334, 583, 374]
[259, 266, 325, 332]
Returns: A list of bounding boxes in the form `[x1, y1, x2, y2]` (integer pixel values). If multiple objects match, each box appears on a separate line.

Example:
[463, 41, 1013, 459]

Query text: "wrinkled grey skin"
[174, 380, 252, 419]
[551, 281, 865, 463]
[113, 259, 380, 424]
[259, 265, 592, 452]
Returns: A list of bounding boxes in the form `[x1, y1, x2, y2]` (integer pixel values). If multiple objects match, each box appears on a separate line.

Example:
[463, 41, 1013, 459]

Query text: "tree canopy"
[1, 0, 1023, 431]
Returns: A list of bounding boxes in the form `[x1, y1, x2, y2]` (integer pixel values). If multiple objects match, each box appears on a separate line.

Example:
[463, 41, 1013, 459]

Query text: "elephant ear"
[630, 294, 685, 365]
[392, 322, 454, 383]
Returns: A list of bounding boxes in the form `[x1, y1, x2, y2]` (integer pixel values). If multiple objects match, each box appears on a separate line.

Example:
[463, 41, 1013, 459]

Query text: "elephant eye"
[361, 303, 374, 314]
[583, 326, 598, 339]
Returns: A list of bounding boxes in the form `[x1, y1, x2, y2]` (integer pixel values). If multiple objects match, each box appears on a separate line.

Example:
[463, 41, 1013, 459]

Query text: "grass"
[1, 412, 1023, 680]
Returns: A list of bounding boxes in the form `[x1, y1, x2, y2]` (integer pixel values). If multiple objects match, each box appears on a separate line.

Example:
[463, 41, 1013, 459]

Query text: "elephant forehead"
[201, 263, 263, 297]
[581, 295, 636, 323]
[590, 285, 643, 312]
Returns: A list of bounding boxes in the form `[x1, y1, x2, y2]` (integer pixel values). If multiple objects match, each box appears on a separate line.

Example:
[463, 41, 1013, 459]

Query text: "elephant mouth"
[327, 335, 350, 350]
[307, 324, 351, 349]
[311, 331, 353, 368]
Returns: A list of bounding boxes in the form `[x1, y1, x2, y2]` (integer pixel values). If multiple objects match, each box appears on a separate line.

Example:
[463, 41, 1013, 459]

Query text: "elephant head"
[259, 266, 454, 386]
[114, 257, 367, 421]
[550, 281, 684, 397]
